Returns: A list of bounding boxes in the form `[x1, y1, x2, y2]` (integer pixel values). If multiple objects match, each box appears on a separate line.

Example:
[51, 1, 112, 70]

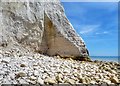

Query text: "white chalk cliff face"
[0, 0, 89, 60]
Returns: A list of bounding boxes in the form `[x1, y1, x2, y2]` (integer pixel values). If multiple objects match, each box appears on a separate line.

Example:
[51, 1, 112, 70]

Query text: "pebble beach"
[0, 52, 119, 85]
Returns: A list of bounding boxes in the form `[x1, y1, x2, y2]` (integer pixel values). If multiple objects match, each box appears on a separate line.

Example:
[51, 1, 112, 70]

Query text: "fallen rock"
[110, 76, 119, 83]
[0, 54, 3, 58]
[18, 78, 28, 84]
[100, 83, 108, 86]
[78, 77, 86, 83]
[56, 73, 63, 83]
[44, 77, 56, 84]
[109, 70, 117, 74]
[15, 72, 26, 79]
[2, 57, 11, 63]
[26, 79, 36, 84]
[34, 70, 39, 76]
[37, 77, 44, 84]
[90, 80, 96, 84]
[20, 64, 26, 67]
[103, 79, 111, 84]
[29, 76, 37, 81]
[65, 79, 75, 84]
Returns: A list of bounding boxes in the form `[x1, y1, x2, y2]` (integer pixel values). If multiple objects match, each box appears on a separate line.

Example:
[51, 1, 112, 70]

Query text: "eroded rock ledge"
[0, 0, 89, 60]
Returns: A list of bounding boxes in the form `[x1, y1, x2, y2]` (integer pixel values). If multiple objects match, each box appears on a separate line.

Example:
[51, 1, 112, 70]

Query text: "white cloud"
[80, 28, 94, 34]
[95, 32, 100, 34]
[95, 31, 109, 35]
[103, 31, 108, 34]
[79, 25, 100, 34]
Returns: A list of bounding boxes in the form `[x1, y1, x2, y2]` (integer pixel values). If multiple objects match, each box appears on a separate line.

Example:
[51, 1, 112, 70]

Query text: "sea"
[90, 56, 119, 63]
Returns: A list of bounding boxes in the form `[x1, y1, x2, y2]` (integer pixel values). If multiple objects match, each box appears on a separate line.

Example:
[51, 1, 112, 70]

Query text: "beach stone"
[73, 72, 79, 77]
[26, 79, 36, 84]
[94, 60, 99, 63]
[34, 70, 39, 76]
[42, 73, 48, 79]
[56, 74, 63, 83]
[99, 74, 104, 79]
[44, 77, 56, 84]
[65, 79, 75, 84]
[33, 54, 41, 59]
[0, 76, 3, 81]
[63, 69, 70, 73]
[29, 76, 37, 81]
[18, 78, 28, 84]
[20, 64, 26, 67]
[4, 51, 12, 57]
[101, 83, 108, 86]
[28, 71, 33, 76]
[0, 70, 5, 75]
[103, 66, 110, 71]
[0, 58, 2, 62]
[109, 70, 117, 74]
[0, 54, 3, 58]
[37, 77, 44, 84]
[110, 76, 119, 83]
[103, 79, 111, 84]
[0, 50, 2, 54]
[9, 73, 15, 80]
[90, 80, 96, 84]
[28, 57, 33, 60]
[15, 72, 26, 78]
[2, 57, 11, 63]
[85, 77, 91, 83]
[94, 76, 100, 80]
[33, 66, 39, 70]
[78, 77, 86, 83]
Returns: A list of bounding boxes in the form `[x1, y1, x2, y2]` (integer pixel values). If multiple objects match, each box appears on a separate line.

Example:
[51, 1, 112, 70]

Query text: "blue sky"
[61, 2, 118, 56]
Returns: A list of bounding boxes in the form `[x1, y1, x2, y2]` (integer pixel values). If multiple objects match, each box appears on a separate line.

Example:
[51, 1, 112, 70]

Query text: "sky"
[60, 0, 119, 2]
[61, 2, 118, 56]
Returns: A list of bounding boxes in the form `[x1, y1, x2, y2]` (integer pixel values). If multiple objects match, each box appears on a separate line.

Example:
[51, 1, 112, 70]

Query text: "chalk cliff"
[0, 0, 89, 60]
